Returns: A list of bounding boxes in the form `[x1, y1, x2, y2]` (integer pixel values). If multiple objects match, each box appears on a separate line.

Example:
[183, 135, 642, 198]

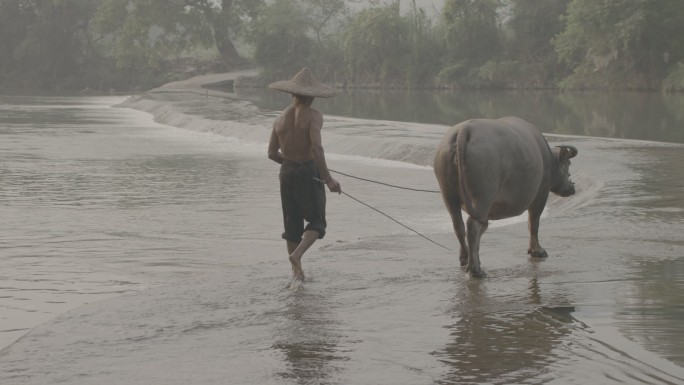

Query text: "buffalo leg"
[466, 216, 488, 277]
[443, 194, 469, 266]
[527, 198, 548, 258]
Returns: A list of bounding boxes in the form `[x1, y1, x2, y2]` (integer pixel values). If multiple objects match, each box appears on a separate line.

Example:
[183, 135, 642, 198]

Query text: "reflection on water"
[273, 289, 346, 384]
[239, 88, 684, 144]
[621, 256, 684, 366]
[608, 144, 684, 365]
[628, 146, 684, 216]
[434, 278, 579, 384]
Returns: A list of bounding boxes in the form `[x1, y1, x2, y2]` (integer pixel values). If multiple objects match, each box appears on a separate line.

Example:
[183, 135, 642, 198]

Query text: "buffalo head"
[551, 145, 578, 197]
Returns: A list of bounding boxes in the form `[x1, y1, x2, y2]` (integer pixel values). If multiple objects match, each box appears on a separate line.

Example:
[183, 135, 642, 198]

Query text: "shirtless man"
[267, 68, 341, 284]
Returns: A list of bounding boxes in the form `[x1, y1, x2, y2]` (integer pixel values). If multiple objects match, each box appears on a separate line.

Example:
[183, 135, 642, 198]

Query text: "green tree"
[248, 0, 441, 87]
[342, 1, 411, 85]
[213, 0, 262, 64]
[439, 0, 503, 85]
[554, 0, 684, 90]
[404, 0, 444, 87]
[300, 0, 350, 80]
[0, 0, 33, 84]
[306, 0, 347, 44]
[246, 0, 315, 78]
[505, 0, 570, 87]
[0, 0, 100, 89]
[95, 0, 261, 71]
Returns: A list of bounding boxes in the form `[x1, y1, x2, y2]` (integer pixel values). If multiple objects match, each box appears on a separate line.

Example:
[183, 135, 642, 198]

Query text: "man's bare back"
[272, 104, 319, 162]
[268, 97, 340, 193]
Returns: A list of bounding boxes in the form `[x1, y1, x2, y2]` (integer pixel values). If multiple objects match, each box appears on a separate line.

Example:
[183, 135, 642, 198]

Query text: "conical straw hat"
[268, 68, 338, 98]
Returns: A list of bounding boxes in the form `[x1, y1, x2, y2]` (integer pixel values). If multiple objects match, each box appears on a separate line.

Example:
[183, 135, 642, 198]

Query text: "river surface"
[0, 89, 683, 384]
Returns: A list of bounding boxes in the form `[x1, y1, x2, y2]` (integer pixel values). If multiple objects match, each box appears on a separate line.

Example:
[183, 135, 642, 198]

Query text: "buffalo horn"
[556, 145, 578, 158]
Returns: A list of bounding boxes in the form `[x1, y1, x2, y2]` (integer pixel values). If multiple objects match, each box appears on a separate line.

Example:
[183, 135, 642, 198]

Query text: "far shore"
[4, 66, 684, 96]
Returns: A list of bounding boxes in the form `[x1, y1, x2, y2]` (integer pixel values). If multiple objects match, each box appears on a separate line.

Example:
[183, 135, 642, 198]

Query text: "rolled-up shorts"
[279, 159, 326, 243]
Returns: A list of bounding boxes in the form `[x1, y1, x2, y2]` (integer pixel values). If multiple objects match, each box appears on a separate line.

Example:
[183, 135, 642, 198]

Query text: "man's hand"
[326, 178, 341, 194]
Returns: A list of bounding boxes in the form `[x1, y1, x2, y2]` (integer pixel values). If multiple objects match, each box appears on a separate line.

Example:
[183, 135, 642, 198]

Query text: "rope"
[329, 169, 441, 193]
[314, 177, 453, 252]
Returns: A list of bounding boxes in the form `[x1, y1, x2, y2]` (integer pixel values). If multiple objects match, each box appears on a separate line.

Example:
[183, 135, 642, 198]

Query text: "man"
[267, 67, 342, 284]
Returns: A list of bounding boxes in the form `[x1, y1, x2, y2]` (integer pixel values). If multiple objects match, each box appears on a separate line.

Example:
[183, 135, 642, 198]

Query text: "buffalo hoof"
[528, 248, 548, 259]
[466, 266, 487, 278]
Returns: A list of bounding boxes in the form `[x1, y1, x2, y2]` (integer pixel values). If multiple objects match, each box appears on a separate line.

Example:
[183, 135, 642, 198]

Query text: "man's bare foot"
[289, 254, 305, 282]
[286, 275, 304, 290]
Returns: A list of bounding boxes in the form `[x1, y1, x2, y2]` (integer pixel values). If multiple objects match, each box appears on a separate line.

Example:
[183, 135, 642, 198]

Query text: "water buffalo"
[433, 117, 578, 277]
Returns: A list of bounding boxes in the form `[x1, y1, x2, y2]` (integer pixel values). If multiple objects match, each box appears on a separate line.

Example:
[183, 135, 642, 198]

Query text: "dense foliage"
[1, 0, 683, 91]
[554, 0, 684, 90]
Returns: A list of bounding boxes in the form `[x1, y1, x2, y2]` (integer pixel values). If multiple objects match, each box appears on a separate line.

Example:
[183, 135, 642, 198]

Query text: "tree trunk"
[214, 0, 243, 66]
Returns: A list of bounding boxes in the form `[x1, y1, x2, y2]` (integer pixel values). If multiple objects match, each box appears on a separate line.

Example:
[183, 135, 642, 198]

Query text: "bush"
[436, 62, 468, 86]
[663, 62, 684, 92]
[478, 60, 522, 87]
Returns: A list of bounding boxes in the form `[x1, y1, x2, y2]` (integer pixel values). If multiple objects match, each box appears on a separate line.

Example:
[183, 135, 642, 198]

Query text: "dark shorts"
[279, 159, 327, 243]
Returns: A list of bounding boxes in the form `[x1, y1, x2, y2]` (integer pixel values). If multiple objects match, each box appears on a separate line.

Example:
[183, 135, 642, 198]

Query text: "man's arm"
[268, 123, 284, 164]
[309, 112, 341, 193]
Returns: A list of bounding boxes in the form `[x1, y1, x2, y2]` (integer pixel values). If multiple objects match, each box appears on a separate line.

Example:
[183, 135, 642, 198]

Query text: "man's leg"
[286, 240, 298, 276]
[289, 229, 320, 281]
[286, 240, 298, 254]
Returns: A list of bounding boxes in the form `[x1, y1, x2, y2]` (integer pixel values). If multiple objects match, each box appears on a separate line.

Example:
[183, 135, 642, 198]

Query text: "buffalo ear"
[556, 145, 578, 159]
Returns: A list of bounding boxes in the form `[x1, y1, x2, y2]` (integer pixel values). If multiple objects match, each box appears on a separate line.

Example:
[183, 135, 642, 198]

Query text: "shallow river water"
[0, 90, 683, 384]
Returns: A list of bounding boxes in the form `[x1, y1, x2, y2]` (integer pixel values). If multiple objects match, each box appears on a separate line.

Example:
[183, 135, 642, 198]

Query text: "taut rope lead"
[329, 169, 441, 193]
[314, 176, 453, 252]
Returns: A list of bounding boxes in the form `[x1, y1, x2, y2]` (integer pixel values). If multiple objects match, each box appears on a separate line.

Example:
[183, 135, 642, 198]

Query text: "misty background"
[1, 0, 684, 93]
